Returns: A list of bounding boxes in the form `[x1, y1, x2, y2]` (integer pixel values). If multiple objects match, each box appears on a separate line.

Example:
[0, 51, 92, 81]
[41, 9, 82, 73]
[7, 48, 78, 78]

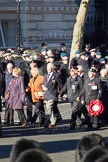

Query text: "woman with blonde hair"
[26, 67, 45, 125]
[5, 67, 26, 126]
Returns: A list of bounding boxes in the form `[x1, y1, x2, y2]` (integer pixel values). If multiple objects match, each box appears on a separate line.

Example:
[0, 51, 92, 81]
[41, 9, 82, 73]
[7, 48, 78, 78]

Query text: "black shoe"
[43, 125, 49, 129]
[0, 133, 2, 138]
[86, 127, 92, 131]
[39, 122, 44, 127]
[17, 122, 21, 125]
[76, 124, 82, 129]
[3, 122, 9, 126]
[56, 117, 62, 123]
[9, 123, 14, 126]
[69, 125, 75, 130]
[92, 124, 100, 129]
[86, 125, 93, 131]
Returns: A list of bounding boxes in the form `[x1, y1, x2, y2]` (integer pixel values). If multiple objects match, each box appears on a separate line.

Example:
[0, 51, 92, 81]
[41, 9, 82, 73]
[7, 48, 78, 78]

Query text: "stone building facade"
[20, 0, 78, 48]
[0, 0, 107, 48]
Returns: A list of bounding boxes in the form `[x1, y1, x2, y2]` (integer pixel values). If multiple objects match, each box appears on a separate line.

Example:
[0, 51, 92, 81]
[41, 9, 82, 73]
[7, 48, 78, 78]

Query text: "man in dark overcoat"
[59, 66, 85, 129]
[42, 63, 63, 128]
[82, 68, 102, 129]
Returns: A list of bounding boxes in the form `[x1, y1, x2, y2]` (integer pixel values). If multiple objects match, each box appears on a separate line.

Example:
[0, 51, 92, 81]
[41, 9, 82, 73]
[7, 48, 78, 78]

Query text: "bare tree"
[69, 0, 91, 63]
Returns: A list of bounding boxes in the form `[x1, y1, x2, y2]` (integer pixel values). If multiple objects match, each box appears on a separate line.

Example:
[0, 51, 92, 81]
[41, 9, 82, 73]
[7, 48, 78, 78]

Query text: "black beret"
[61, 42, 66, 46]
[41, 42, 47, 47]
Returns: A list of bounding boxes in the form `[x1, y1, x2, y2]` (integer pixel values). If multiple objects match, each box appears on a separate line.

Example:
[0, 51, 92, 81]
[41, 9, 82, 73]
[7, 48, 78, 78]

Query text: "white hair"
[77, 65, 83, 72]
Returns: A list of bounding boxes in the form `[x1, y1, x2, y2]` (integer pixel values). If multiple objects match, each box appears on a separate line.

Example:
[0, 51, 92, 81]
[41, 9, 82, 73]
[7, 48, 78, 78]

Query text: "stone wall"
[20, 0, 78, 47]
[0, 0, 98, 48]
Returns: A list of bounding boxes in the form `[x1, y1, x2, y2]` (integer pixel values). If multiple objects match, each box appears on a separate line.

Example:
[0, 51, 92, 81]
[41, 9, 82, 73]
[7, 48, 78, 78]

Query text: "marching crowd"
[0, 42, 108, 137]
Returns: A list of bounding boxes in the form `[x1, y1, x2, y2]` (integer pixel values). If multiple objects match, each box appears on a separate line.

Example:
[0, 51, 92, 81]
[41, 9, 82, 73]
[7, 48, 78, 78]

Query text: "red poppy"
[87, 100, 104, 116]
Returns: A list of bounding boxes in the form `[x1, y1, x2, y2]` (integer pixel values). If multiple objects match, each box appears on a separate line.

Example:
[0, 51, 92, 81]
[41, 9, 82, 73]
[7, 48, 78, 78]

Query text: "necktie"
[47, 73, 50, 83]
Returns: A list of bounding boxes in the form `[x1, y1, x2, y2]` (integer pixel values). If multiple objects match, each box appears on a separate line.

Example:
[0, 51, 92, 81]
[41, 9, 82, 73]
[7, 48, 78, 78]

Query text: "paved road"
[0, 102, 108, 162]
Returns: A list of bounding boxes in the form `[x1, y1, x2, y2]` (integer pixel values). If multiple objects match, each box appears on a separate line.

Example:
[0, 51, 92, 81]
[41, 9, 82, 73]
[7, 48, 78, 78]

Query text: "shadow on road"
[1, 135, 108, 159]
[1, 124, 108, 159]
[2, 122, 108, 138]
[0, 138, 79, 159]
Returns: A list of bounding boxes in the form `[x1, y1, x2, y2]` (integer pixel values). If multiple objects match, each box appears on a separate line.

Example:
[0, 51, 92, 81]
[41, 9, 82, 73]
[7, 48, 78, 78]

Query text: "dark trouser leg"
[0, 113, 2, 136]
[70, 103, 76, 128]
[31, 100, 44, 124]
[43, 114, 50, 127]
[38, 101, 45, 124]
[70, 102, 83, 128]
[9, 109, 14, 125]
[81, 105, 92, 128]
[91, 116, 99, 128]
[76, 108, 83, 127]
[53, 101, 61, 119]
[4, 107, 9, 124]
[16, 109, 26, 124]
[4, 102, 14, 124]
[26, 95, 33, 122]
[99, 99, 108, 126]
[77, 105, 87, 120]
[70, 111, 78, 128]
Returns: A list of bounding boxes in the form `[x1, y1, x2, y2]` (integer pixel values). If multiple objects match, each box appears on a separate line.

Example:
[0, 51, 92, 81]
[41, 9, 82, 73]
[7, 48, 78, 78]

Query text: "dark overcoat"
[60, 75, 83, 103]
[43, 72, 63, 100]
[83, 76, 102, 104]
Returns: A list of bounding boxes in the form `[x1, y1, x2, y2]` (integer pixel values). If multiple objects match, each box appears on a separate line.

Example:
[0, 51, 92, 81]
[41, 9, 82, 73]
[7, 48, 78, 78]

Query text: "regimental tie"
[47, 73, 50, 83]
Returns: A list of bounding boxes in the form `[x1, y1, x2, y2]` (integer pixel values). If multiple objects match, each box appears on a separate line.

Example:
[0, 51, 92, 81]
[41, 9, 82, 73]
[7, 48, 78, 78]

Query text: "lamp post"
[16, 0, 21, 53]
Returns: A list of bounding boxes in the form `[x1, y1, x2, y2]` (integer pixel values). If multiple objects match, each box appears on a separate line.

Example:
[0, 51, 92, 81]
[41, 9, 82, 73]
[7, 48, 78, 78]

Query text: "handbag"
[34, 91, 44, 98]
[5, 91, 10, 100]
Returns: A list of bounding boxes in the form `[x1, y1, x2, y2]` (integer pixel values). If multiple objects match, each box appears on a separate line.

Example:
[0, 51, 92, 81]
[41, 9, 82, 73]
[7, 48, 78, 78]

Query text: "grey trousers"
[44, 100, 57, 125]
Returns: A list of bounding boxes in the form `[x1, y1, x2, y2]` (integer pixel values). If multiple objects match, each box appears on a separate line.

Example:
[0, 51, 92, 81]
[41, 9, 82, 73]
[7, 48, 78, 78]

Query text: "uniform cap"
[60, 52, 67, 57]
[96, 52, 102, 55]
[82, 51, 90, 57]
[89, 68, 97, 73]
[41, 48, 46, 53]
[99, 58, 105, 62]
